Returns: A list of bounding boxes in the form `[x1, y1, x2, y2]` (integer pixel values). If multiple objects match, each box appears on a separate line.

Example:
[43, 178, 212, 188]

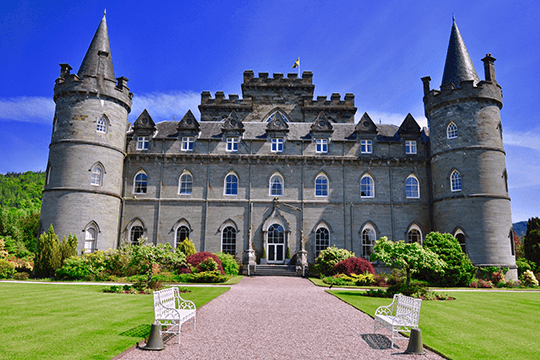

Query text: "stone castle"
[40, 14, 517, 278]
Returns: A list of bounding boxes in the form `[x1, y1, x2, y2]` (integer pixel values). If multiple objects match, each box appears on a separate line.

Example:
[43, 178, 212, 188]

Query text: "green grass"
[328, 290, 540, 360]
[0, 283, 229, 360]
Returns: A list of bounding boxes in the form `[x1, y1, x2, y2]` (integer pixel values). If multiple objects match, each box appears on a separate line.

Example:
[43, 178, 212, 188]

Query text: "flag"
[292, 58, 300, 68]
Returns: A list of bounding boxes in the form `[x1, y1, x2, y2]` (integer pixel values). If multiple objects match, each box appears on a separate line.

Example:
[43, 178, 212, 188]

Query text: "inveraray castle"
[40, 14, 518, 278]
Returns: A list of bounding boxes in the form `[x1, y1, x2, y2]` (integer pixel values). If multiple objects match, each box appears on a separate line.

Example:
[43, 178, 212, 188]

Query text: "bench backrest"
[153, 287, 177, 318]
[394, 294, 422, 326]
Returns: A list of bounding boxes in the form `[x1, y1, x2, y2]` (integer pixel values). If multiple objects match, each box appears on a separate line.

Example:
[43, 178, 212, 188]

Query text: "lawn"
[0, 283, 229, 360]
[328, 290, 540, 360]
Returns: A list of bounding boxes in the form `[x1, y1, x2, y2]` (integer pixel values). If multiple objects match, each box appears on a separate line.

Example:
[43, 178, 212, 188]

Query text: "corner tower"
[422, 19, 516, 279]
[40, 12, 132, 252]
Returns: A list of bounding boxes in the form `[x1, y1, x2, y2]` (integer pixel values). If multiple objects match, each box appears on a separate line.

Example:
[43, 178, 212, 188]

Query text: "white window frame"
[361, 225, 376, 261]
[360, 175, 374, 198]
[226, 137, 239, 152]
[221, 226, 237, 255]
[447, 123, 458, 139]
[175, 225, 190, 248]
[136, 136, 149, 150]
[224, 173, 238, 196]
[271, 138, 283, 153]
[133, 172, 148, 194]
[316, 139, 328, 153]
[451, 170, 462, 192]
[405, 140, 417, 154]
[361, 139, 372, 154]
[84, 225, 97, 253]
[315, 226, 330, 259]
[130, 224, 144, 244]
[269, 174, 284, 196]
[407, 225, 422, 245]
[91, 164, 103, 186]
[406, 175, 420, 198]
[315, 174, 328, 197]
[181, 137, 194, 152]
[454, 229, 467, 253]
[178, 172, 193, 195]
[96, 118, 107, 133]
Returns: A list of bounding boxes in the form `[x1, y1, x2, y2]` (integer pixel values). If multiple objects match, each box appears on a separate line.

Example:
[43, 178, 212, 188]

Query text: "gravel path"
[118, 277, 445, 360]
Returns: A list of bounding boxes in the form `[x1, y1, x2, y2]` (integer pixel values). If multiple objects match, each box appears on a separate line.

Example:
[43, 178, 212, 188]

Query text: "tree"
[314, 246, 355, 277]
[371, 237, 445, 285]
[34, 225, 61, 278]
[177, 238, 196, 257]
[60, 234, 78, 264]
[524, 217, 540, 268]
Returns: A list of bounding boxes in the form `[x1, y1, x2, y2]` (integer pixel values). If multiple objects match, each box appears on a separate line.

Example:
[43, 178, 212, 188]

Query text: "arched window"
[362, 225, 376, 260]
[269, 174, 284, 196]
[222, 226, 237, 255]
[84, 225, 96, 253]
[46, 164, 51, 185]
[267, 224, 285, 263]
[225, 174, 238, 195]
[91, 164, 103, 186]
[96, 117, 107, 133]
[406, 176, 419, 198]
[179, 173, 193, 195]
[447, 122, 458, 139]
[454, 230, 466, 253]
[407, 228, 422, 244]
[134, 172, 148, 194]
[451, 170, 462, 192]
[360, 175, 374, 198]
[175, 225, 190, 247]
[315, 175, 328, 197]
[130, 225, 144, 244]
[315, 227, 330, 258]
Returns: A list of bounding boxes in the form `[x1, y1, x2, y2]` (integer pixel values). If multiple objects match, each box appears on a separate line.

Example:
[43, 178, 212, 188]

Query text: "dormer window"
[405, 140, 417, 154]
[227, 137, 239, 152]
[271, 138, 283, 153]
[361, 140, 372, 154]
[316, 139, 328, 153]
[181, 137, 194, 152]
[136, 136, 149, 150]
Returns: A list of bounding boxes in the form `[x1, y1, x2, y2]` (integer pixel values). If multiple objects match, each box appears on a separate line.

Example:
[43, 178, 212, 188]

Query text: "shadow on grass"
[361, 333, 398, 350]
[120, 324, 151, 338]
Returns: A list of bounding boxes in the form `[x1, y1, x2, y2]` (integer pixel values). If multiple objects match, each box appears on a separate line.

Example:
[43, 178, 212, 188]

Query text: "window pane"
[362, 228, 375, 260]
[361, 176, 374, 197]
[176, 226, 190, 246]
[135, 173, 148, 193]
[406, 177, 419, 198]
[270, 176, 283, 196]
[315, 176, 328, 197]
[225, 174, 238, 195]
[131, 226, 144, 244]
[315, 227, 329, 258]
[222, 226, 236, 255]
[179, 174, 192, 194]
[451, 171, 462, 191]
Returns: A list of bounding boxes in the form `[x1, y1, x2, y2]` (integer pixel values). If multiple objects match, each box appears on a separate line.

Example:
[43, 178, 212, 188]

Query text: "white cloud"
[0, 96, 55, 123]
[130, 91, 201, 122]
[503, 129, 540, 151]
[356, 110, 428, 128]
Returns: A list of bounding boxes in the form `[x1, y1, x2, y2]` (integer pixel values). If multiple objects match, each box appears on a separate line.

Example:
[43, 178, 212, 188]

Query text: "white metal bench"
[153, 287, 196, 344]
[374, 294, 422, 348]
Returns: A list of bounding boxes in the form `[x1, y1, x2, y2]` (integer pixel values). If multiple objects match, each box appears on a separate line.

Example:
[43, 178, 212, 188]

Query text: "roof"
[77, 12, 115, 80]
[441, 18, 479, 87]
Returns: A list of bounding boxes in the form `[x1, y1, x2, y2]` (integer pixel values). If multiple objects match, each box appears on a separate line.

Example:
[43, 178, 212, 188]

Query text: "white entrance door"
[267, 224, 285, 264]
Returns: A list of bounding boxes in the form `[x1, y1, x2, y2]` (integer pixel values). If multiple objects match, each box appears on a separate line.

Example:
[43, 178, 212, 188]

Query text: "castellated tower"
[40, 13, 132, 252]
[422, 19, 517, 279]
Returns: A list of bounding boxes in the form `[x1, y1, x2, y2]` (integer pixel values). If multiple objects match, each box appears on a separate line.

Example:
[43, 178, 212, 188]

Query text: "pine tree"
[60, 234, 78, 264]
[34, 225, 61, 278]
[524, 217, 540, 267]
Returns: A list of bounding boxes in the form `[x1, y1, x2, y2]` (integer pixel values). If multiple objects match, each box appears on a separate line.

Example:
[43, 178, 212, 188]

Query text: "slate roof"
[77, 12, 115, 80]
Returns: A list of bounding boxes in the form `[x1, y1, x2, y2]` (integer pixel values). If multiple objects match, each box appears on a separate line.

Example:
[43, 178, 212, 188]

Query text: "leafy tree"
[314, 246, 355, 277]
[417, 232, 476, 286]
[177, 238, 196, 257]
[371, 237, 445, 285]
[34, 225, 62, 278]
[524, 217, 540, 269]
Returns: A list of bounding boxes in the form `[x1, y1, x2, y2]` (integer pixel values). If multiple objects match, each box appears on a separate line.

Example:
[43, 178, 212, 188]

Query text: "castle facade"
[40, 14, 517, 278]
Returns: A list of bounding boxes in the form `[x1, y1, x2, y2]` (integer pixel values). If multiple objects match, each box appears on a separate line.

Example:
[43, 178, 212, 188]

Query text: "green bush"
[187, 270, 228, 283]
[314, 246, 355, 277]
[34, 225, 62, 278]
[215, 252, 239, 275]
[177, 238, 196, 257]
[417, 232, 476, 286]
[60, 234, 78, 264]
[197, 258, 218, 272]
[522, 270, 539, 287]
[55, 257, 92, 280]
[0, 258, 15, 278]
[516, 259, 536, 276]
[387, 280, 428, 297]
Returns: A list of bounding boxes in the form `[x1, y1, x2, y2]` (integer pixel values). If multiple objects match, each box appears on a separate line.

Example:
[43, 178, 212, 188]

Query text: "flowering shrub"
[478, 279, 493, 288]
[314, 246, 355, 276]
[333, 257, 375, 276]
[0, 258, 15, 278]
[491, 270, 506, 284]
[372, 273, 388, 287]
[186, 270, 228, 283]
[185, 252, 225, 275]
[522, 270, 539, 287]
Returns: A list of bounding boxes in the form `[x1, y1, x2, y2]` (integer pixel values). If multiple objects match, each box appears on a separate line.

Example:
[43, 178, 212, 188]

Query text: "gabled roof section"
[310, 112, 333, 132]
[78, 12, 115, 80]
[177, 110, 200, 132]
[354, 113, 377, 133]
[398, 114, 421, 135]
[221, 111, 245, 133]
[133, 109, 156, 131]
[441, 18, 480, 87]
[266, 112, 289, 132]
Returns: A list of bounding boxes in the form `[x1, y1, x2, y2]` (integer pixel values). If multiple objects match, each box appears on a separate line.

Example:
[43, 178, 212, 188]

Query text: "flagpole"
[298, 57, 300, 77]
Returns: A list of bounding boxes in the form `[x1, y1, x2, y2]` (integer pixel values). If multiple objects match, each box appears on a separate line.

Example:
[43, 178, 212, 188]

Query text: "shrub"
[505, 279, 521, 288]
[177, 238, 196, 257]
[333, 257, 375, 276]
[349, 273, 374, 286]
[387, 281, 428, 297]
[477, 279, 493, 288]
[416, 232, 476, 287]
[314, 246, 355, 277]
[9, 256, 33, 272]
[372, 273, 388, 287]
[185, 252, 225, 275]
[322, 275, 353, 286]
[491, 270, 506, 284]
[0, 237, 8, 258]
[215, 252, 239, 275]
[522, 270, 539, 287]
[55, 257, 92, 280]
[34, 225, 62, 278]
[469, 279, 479, 288]
[60, 234, 78, 264]
[198, 258, 218, 273]
[516, 259, 536, 276]
[187, 270, 228, 283]
[364, 288, 391, 298]
[14, 271, 29, 280]
[0, 258, 15, 278]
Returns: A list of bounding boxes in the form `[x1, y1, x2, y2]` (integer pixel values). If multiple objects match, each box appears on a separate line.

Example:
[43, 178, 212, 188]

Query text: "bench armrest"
[374, 304, 394, 317]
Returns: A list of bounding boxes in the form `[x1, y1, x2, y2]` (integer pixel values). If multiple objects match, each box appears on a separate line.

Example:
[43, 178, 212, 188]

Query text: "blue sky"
[0, 0, 538, 222]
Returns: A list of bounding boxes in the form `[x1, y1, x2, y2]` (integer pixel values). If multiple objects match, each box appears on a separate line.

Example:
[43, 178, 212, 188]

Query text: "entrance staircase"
[250, 264, 297, 277]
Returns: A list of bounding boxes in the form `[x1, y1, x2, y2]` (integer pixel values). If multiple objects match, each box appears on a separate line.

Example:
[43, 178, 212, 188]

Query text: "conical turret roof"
[441, 18, 479, 87]
[77, 11, 115, 80]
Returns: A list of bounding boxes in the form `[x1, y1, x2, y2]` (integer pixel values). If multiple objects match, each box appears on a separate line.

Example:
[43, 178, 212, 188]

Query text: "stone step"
[251, 265, 297, 277]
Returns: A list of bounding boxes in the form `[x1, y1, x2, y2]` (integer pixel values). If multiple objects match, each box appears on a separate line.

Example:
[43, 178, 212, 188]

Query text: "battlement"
[305, 93, 355, 107]
[53, 63, 132, 109]
[200, 91, 253, 107]
[242, 70, 313, 87]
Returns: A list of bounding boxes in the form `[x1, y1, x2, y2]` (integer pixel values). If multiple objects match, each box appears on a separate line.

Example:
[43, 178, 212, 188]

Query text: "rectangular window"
[181, 137, 194, 151]
[361, 140, 372, 154]
[136, 136, 149, 150]
[227, 137, 239, 152]
[316, 139, 328, 153]
[271, 138, 283, 153]
[405, 140, 417, 154]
